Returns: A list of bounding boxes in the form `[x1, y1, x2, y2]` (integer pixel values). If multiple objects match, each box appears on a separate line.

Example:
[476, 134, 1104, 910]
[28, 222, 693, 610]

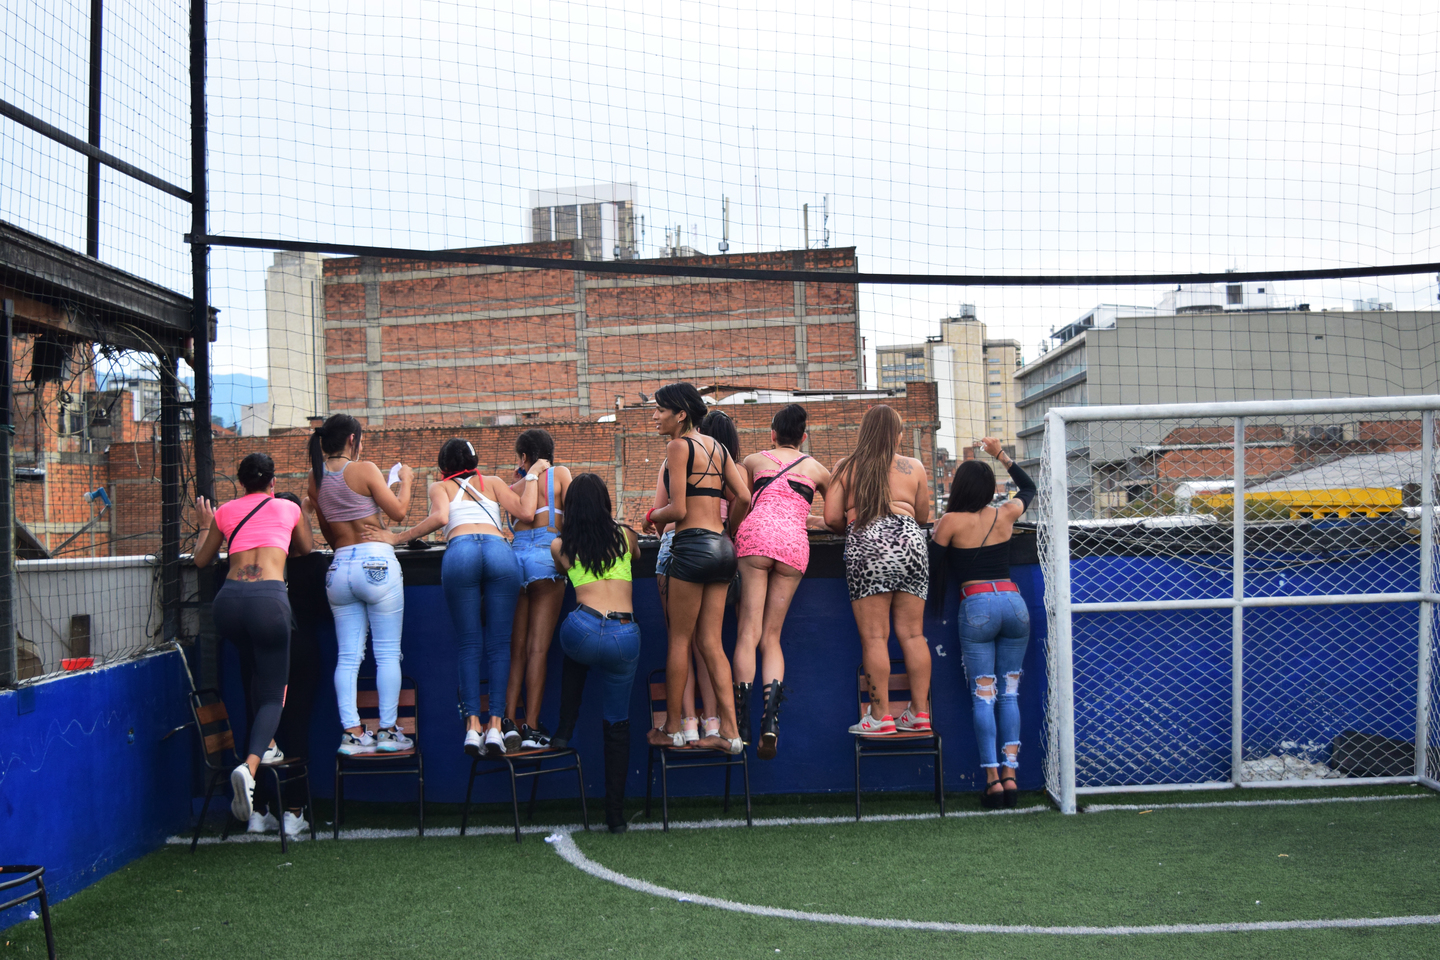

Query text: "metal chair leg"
[644, 747, 655, 818]
[506, 760, 523, 843]
[854, 741, 863, 820]
[573, 752, 589, 830]
[270, 767, 288, 854]
[935, 736, 945, 816]
[191, 773, 220, 853]
[332, 759, 343, 840]
[660, 756, 670, 832]
[527, 761, 543, 821]
[36, 876, 56, 960]
[460, 757, 478, 836]
[741, 753, 752, 826]
[417, 754, 425, 837]
[722, 760, 732, 813]
[305, 766, 317, 841]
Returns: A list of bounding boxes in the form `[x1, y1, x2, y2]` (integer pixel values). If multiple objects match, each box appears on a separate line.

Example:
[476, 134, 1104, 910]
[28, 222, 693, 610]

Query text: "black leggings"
[214, 580, 292, 760]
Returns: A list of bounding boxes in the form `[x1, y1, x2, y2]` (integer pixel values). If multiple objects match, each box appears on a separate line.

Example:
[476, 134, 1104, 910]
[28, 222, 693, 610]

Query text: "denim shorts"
[654, 530, 675, 576]
[511, 526, 563, 587]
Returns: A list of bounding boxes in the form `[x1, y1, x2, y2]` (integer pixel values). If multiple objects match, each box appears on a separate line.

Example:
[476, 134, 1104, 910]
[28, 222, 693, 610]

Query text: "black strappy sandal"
[1000, 773, 1019, 808]
[980, 780, 1005, 809]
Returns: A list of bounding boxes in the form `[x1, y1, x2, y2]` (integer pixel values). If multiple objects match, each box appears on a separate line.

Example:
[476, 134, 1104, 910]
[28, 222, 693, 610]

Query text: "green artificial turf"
[4, 788, 1438, 960]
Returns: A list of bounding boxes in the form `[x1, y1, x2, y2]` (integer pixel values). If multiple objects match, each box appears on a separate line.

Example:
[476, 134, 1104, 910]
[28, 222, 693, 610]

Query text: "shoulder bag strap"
[546, 468, 557, 533]
[754, 454, 810, 504]
[225, 497, 273, 550]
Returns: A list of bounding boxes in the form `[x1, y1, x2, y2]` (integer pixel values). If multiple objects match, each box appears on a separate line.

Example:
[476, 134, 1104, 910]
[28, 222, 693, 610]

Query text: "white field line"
[166, 790, 1434, 845]
[546, 831, 1440, 936]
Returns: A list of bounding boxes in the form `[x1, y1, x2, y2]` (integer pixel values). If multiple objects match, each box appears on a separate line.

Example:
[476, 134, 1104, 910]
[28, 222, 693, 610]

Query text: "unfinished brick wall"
[106, 383, 940, 555]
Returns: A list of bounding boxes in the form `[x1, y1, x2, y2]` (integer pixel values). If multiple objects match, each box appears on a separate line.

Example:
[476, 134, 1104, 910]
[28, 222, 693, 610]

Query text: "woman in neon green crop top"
[547, 473, 641, 832]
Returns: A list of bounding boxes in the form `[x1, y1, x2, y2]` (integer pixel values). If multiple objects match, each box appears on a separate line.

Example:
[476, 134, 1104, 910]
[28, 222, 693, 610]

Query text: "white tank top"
[444, 476, 505, 537]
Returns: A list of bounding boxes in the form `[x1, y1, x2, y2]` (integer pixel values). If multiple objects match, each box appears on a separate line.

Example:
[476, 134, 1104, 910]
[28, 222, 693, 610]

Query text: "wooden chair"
[853, 661, 944, 820]
[460, 684, 588, 843]
[186, 688, 315, 852]
[644, 668, 752, 831]
[0, 866, 56, 959]
[333, 675, 425, 838]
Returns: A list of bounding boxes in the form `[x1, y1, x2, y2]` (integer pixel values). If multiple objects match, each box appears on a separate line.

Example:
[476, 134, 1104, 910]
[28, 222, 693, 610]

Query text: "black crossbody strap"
[226, 497, 272, 549]
[755, 454, 810, 504]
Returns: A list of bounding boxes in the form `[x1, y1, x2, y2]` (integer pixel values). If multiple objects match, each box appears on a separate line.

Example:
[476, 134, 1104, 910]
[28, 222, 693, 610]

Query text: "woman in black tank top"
[931, 437, 1036, 809]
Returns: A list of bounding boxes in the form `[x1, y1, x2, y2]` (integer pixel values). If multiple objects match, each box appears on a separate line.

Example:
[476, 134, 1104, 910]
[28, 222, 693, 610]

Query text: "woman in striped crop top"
[367, 438, 547, 758]
[306, 414, 416, 758]
[193, 452, 313, 826]
[930, 436, 1037, 809]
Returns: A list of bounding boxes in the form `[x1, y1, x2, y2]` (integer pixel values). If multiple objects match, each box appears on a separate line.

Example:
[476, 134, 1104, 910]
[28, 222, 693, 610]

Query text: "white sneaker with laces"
[247, 811, 279, 834]
[375, 727, 413, 752]
[848, 712, 897, 736]
[261, 744, 284, 764]
[464, 729, 483, 757]
[282, 811, 309, 838]
[484, 727, 506, 757]
[230, 764, 255, 821]
[338, 729, 376, 755]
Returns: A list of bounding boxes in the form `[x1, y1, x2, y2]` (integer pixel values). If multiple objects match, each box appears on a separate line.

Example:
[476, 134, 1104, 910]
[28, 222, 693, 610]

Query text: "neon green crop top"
[567, 547, 633, 588]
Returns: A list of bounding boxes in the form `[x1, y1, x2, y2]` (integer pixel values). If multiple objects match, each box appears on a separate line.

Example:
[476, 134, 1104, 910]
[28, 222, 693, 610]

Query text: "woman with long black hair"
[193, 453, 313, 826]
[641, 383, 750, 753]
[548, 473, 641, 832]
[306, 414, 414, 756]
[931, 437, 1036, 807]
[366, 438, 547, 756]
[824, 404, 932, 737]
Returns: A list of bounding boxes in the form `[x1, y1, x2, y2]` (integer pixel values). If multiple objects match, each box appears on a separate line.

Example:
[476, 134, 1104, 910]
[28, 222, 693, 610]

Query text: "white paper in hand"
[388, 463, 404, 487]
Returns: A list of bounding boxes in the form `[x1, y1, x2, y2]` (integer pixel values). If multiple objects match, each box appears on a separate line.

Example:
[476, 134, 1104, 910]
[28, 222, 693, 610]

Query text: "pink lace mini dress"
[734, 451, 817, 573]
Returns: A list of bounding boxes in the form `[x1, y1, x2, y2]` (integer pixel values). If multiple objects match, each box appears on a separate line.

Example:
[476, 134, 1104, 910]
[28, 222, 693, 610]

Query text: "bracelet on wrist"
[645, 507, 656, 527]
[525, 473, 539, 481]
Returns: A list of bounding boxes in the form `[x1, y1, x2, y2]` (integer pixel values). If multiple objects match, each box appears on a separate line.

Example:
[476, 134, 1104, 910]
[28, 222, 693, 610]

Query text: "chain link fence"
[1040, 397, 1440, 811]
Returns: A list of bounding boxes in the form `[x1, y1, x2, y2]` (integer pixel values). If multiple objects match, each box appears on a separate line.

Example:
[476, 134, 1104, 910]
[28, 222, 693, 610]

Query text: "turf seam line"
[1084, 794, 1434, 814]
[546, 831, 1440, 936]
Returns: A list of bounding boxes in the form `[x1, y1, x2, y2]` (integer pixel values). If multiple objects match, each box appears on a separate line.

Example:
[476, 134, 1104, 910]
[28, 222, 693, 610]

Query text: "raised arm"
[487, 458, 550, 518]
[368, 481, 450, 545]
[358, 461, 414, 523]
[289, 501, 315, 557]
[981, 437, 1033, 520]
[192, 497, 224, 568]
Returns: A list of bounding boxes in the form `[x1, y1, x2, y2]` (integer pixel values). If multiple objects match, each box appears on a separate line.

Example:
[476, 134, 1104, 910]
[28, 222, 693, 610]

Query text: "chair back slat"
[195, 701, 227, 725]
[855, 663, 931, 718]
[204, 730, 235, 755]
[354, 676, 421, 737]
[188, 689, 237, 769]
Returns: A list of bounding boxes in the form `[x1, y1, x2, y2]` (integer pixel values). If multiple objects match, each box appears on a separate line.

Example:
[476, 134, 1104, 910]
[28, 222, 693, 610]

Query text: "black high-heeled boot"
[758, 680, 786, 760]
[733, 682, 753, 746]
[549, 655, 589, 749]
[602, 719, 630, 833]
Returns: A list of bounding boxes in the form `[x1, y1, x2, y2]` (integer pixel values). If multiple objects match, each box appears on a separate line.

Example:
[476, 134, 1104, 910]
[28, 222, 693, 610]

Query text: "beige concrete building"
[875, 306, 1023, 462]
[260, 250, 328, 433]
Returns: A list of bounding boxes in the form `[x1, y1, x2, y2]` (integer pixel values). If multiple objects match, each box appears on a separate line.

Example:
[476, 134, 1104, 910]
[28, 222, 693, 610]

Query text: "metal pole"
[189, 0, 213, 503]
[159, 351, 181, 642]
[1046, 411, 1077, 814]
[1417, 410, 1434, 780]
[1232, 417, 1246, 786]
[0, 301, 14, 686]
[86, 0, 103, 258]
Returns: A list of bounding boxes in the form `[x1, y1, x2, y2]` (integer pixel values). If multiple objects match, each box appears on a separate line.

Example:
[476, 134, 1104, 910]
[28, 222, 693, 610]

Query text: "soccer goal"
[1037, 396, 1440, 814]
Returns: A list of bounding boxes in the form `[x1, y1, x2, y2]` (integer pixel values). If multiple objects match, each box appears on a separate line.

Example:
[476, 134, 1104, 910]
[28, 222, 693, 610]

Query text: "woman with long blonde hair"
[823, 404, 932, 736]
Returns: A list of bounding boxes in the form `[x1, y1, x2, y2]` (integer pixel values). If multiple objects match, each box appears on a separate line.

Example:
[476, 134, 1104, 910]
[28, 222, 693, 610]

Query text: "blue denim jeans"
[511, 527, 563, 587]
[327, 543, 405, 730]
[558, 607, 641, 723]
[958, 588, 1031, 769]
[443, 533, 521, 719]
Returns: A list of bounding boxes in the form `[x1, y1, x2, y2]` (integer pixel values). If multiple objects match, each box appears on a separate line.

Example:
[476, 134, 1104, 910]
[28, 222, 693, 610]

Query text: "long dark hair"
[699, 410, 739, 460]
[947, 460, 997, 513]
[653, 382, 707, 433]
[833, 404, 904, 528]
[309, 414, 363, 485]
[559, 473, 629, 572]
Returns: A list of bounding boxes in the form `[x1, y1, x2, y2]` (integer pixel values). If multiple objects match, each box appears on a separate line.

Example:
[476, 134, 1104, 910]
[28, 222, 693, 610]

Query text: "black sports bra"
[662, 436, 727, 499]
[752, 474, 816, 504]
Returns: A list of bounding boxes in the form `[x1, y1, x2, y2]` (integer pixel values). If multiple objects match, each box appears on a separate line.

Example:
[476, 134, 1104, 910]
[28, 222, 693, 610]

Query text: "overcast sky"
[4, 0, 1438, 385]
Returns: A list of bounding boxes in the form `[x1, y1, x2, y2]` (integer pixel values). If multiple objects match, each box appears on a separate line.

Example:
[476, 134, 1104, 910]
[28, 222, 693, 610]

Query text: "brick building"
[260, 242, 863, 430]
[107, 384, 941, 556]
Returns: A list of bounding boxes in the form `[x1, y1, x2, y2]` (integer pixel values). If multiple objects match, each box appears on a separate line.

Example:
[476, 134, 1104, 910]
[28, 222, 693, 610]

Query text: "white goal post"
[1038, 396, 1440, 814]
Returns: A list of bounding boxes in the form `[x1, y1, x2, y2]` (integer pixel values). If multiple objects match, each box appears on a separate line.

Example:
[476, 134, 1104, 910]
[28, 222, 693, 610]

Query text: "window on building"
[1227, 284, 1243, 304]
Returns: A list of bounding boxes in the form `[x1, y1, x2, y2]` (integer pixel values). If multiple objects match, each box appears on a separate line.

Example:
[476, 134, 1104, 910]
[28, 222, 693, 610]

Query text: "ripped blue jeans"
[958, 589, 1031, 770]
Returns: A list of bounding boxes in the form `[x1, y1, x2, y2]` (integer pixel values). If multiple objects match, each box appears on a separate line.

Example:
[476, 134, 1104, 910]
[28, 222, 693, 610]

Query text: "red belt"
[962, 580, 1019, 598]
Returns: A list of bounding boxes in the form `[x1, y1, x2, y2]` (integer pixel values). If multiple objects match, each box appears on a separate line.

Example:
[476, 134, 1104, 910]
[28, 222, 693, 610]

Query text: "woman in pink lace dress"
[731, 404, 831, 759]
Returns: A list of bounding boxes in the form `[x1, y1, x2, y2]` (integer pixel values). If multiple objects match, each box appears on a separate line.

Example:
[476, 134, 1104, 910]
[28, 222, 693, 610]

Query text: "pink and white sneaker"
[896, 708, 931, 733]
[848, 712, 896, 736]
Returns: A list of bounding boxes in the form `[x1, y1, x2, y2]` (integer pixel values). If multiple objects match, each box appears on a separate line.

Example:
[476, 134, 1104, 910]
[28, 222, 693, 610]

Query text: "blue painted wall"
[0, 652, 192, 930]
[219, 554, 1050, 809]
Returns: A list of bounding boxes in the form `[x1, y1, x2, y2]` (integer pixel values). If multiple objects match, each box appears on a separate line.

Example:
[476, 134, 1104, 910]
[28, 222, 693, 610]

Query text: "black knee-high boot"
[758, 680, 786, 760]
[602, 719, 630, 833]
[550, 655, 589, 749]
[733, 682, 753, 745]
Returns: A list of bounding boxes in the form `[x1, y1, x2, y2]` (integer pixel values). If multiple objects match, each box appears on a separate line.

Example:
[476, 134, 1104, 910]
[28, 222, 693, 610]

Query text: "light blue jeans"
[958, 588, 1031, 770]
[327, 542, 405, 730]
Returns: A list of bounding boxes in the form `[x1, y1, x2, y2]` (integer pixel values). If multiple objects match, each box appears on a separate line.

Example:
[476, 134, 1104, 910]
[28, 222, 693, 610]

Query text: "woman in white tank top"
[367, 438, 548, 757]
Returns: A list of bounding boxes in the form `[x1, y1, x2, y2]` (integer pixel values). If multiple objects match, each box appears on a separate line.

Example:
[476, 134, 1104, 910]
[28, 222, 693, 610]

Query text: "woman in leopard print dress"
[823, 404, 933, 737]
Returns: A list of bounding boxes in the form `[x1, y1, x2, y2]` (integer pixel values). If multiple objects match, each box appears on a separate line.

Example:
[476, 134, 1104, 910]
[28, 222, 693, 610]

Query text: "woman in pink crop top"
[193, 452, 314, 828]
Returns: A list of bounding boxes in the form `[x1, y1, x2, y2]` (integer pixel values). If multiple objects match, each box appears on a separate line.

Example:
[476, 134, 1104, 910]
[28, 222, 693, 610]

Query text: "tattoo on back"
[235, 564, 265, 582]
[894, 458, 913, 475]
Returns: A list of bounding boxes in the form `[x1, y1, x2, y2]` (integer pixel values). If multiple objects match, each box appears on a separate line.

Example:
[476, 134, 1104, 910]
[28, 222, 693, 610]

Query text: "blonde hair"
[834, 404, 904, 528]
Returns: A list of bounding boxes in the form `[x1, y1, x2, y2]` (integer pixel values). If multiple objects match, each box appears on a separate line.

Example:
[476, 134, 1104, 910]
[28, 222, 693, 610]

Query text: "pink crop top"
[214, 493, 301, 554]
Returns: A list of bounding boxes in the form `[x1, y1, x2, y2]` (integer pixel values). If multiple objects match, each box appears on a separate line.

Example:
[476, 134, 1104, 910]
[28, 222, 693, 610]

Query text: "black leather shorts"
[665, 527, 737, 584]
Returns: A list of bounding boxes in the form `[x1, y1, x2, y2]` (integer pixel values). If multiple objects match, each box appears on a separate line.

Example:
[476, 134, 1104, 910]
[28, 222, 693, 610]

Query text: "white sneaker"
[247, 811, 279, 834]
[848, 712, 897, 736]
[483, 727, 506, 757]
[464, 729, 483, 757]
[338, 729, 376, 755]
[230, 764, 255, 821]
[282, 811, 309, 838]
[261, 744, 284, 764]
[375, 727, 414, 752]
